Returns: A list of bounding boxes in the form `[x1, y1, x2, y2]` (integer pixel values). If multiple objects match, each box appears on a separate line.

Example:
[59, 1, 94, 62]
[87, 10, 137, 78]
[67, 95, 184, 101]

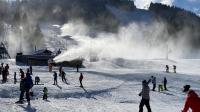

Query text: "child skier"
[79, 73, 83, 87]
[43, 87, 48, 100]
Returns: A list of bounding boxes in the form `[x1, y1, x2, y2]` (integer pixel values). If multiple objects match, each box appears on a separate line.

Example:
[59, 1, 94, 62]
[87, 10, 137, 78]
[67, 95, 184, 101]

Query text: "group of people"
[151, 76, 168, 92]
[138, 77, 200, 112]
[166, 65, 176, 73]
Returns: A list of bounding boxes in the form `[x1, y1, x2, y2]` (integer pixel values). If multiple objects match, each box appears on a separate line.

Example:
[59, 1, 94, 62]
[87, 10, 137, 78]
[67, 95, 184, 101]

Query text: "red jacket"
[182, 90, 200, 112]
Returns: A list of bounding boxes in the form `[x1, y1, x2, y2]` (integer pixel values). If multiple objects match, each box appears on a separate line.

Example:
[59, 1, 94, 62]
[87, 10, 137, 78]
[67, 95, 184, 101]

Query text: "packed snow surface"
[0, 59, 199, 112]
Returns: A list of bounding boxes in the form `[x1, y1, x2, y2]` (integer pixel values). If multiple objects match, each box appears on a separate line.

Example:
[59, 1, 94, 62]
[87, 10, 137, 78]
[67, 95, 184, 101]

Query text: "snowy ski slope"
[0, 59, 199, 112]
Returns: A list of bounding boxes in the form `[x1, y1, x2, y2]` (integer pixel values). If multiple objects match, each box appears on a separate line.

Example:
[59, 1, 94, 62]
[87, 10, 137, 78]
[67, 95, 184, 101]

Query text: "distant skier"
[48, 59, 53, 72]
[14, 72, 17, 84]
[76, 64, 79, 72]
[166, 65, 169, 73]
[0, 63, 3, 75]
[19, 69, 25, 80]
[182, 85, 200, 112]
[79, 72, 84, 87]
[16, 74, 33, 105]
[163, 77, 168, 90]
[43, 87, 48, 100]
[139, 79, 152, 112]
[29, 65, 32, 75]
[35, 76, 40, 85]
[2, 69, 7, 83]
[173, 65, 176, 73]
[53, 71, 58, 85]
[4, 64, 9, 82]
[59, 66, 62, 77]
[61, 70, 67, 83]
[151, 76, 156, 91]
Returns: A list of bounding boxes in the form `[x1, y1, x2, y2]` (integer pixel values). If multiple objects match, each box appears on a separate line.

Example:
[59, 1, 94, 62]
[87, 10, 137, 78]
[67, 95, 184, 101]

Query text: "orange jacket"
[182, 90, 200, 112]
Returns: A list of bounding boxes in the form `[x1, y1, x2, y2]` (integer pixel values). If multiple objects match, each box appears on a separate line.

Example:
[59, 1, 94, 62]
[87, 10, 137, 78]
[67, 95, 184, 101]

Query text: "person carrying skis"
[79, 72, 84, 87]
[166, 65, 169, 73]
[14, 72, 17, 84]
[53, 71, 57, 85]
[151, 76, 156, 91]
[43, 87, 48, 100]
[17, 74, 33, 105]
[182, 85, 200, 112]
[163, 77, 167, 90]
[139, 79, 152, 112]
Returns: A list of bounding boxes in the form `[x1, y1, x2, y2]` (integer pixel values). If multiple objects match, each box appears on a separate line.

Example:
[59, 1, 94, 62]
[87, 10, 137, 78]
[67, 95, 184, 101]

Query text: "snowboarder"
[79, 72, 83, 87]
[151, 76, 156, 91]
[14, 72, 17, 84]
[16, 74, 33, 105]
[163, 77, 167, 90]
[43, 87, 48, 100]
[139, 79, 152, 112]
[182, 85, 200, 112]
[29, 65, 32, 75]
[19, 69, 25, 80]
[61, 70, 67, 83]
[53, 71, 57, 85]
[166, 65, 169, 73]
[35, 76, 40, 85]
[173, 65, 176, 73]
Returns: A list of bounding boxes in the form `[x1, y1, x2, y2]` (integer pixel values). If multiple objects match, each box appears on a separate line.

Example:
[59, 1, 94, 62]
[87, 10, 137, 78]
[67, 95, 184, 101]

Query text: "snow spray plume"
[54, 20, 192, 63]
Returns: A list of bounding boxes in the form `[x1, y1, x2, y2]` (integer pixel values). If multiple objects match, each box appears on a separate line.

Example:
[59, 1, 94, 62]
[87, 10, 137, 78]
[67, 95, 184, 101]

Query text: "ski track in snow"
[0, 59, 199, 111]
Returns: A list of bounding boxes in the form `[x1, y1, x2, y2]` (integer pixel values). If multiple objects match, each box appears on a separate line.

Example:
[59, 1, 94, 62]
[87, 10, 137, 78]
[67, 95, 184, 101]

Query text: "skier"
[166, 65, 169, 73]
[79, 72, 83, 87]
[182, 85, 200, 112]
[76, 64, 79, 72]
[59, 66, 62, 77]
[53, 71, 57, 85]
[14, 72, 17, 84]
[19, 69, 25, 80]
[0, 63, 3, 75]
[139, 79, 152, 112]
[61, 70, 67, 83]
[35, 76, 40, 85]
[48, 59, 53, 72]
[163, 77, 167, 90]
[151, 76, 156, 91]
[29, 65, 32, 75]
[2, 69, 7, 83]
[16, 74, 33, 105]
[4, 64, 9, 82]
[43, 87, 48, 100]
[173, 65, 176, 73]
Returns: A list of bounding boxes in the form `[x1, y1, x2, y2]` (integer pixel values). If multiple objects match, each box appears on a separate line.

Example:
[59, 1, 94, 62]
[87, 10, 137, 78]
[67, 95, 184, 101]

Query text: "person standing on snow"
[151, 76, 156, 91]
[139, 79, 152, 112]
[14, 72, 17, 84]
[163, 77, 168, 90]
[29, 65, 32, 75]
[182, 85, 200, 112]
[53, 71, 58, 85]
[166, 65, 169, 73]
[173, 65, 176, 73]
[79, 73, 83, 87]
[16, 74, 33, 105]
[19, 69, 25, 80]
[61, 70, 67, 83]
